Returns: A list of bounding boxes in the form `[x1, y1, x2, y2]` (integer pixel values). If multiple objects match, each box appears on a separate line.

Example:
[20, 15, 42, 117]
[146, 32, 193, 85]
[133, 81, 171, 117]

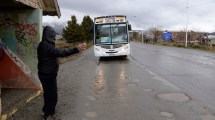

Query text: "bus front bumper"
[94, 49, 130, 57]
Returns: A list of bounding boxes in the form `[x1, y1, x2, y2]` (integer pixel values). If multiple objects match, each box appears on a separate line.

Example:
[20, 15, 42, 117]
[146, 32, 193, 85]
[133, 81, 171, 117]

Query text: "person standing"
[37, 26, 86, 120]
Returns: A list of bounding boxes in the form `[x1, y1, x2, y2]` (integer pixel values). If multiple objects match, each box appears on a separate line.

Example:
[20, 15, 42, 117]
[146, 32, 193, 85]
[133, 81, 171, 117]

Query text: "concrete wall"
[0, 9, 42, 88]
[0, 85, 1, 117]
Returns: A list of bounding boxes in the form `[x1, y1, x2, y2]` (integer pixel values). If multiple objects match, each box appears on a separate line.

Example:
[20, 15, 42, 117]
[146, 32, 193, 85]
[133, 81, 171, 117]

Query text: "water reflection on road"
[95, 57, 128, 103]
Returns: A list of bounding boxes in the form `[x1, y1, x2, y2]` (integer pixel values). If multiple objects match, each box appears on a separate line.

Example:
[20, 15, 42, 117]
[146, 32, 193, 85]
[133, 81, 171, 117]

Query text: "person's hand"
[78, 42, 87, 51]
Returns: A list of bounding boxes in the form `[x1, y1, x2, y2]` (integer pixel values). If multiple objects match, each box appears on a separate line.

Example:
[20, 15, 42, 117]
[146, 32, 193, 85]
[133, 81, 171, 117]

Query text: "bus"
[93, 15, 131, 57]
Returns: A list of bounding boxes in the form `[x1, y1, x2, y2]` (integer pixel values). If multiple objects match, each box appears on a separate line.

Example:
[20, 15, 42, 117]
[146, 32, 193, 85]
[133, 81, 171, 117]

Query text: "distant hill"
[210, 32, 215, 35]
[42, 22, 66, 35]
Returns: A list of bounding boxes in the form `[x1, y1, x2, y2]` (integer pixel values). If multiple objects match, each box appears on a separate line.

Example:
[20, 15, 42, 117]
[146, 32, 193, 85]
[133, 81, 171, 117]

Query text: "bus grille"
[100, 44, 123, 49]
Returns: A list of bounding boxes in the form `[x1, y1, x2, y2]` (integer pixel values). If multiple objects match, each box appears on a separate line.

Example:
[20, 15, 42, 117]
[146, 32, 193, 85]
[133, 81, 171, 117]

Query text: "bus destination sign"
[95, 16, 126, 24]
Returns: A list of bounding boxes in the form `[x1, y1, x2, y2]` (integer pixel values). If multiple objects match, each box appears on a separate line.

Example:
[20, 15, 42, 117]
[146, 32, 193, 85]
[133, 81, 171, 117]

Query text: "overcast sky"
[43, 0, 215, 32]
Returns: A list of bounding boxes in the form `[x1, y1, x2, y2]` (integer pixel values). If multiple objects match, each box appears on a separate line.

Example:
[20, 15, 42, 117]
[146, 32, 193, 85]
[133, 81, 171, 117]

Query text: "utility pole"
[142, 24, 144, 43]
[185, 0, 189, 47]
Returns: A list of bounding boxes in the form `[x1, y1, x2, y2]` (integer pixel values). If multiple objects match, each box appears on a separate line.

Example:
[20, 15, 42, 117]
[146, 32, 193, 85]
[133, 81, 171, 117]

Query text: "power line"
[189, 0, 215, 8]
[159, 8, 187, 22]
[158, 0, 215, 24]
[134, 0, 215, 31]
[160, 0, 215, 21]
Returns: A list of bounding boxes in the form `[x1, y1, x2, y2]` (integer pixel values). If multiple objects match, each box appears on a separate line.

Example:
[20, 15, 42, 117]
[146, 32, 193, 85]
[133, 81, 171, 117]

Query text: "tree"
[62, 15, 84, 44]
[148, 26, 162, 43]
[177, 28, 186, 42]
[81, 15, 93, 42]
[131, 31, 140, 41]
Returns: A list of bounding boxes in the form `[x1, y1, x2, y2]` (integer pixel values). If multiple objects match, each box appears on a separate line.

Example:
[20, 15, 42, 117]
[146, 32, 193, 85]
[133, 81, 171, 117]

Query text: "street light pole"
[185, 0, 189, 47]
[142, 24, 143, 43]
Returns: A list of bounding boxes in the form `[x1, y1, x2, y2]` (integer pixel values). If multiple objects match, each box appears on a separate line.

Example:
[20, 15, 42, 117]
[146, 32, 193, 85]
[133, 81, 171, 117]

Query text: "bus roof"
[94, 15, 127, 24]
[94, 15, 126, 19]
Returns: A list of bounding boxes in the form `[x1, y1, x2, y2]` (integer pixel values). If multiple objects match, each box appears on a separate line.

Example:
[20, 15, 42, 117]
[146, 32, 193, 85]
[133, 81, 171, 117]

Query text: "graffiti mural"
[0, 13, 37, 47]
[1, 36, 17, 52]
[0, 15, 14, 28]
[0, 9, 42, 88]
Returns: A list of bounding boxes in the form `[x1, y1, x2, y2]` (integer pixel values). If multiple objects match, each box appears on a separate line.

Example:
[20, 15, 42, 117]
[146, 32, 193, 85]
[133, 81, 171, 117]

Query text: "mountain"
[42, 22, 67, 35]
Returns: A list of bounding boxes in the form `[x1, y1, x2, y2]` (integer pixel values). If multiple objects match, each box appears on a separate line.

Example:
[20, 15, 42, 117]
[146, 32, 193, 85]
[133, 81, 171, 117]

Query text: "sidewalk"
[1, 88, 41, 120]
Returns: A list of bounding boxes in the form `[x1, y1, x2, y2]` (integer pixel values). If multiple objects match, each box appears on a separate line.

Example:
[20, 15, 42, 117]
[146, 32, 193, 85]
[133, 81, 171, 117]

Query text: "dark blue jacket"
[37, 26, 79, 75]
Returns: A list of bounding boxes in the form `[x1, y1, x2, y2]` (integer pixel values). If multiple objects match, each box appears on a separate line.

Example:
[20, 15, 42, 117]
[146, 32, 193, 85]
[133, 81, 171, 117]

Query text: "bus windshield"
[95, 23, 128, 44]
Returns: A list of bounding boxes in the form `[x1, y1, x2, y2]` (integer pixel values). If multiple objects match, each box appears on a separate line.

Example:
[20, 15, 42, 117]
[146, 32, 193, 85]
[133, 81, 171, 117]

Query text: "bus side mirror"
[128, 24, 132, 31]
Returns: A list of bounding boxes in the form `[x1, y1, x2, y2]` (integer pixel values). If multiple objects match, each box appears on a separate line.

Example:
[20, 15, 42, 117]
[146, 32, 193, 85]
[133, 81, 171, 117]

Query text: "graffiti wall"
[0, 9, 42, 88]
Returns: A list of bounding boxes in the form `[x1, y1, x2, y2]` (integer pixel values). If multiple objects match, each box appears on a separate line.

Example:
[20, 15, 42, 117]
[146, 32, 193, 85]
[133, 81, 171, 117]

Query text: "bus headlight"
[95, 48, 103, 52]
[122, 45, 129, 51]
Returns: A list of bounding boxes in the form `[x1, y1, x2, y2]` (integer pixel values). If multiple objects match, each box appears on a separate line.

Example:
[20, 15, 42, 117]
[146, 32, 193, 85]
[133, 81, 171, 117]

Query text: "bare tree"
[148, 26, 163, 43]
[177, 31, 186, 42]
[131, 31, 140, 41]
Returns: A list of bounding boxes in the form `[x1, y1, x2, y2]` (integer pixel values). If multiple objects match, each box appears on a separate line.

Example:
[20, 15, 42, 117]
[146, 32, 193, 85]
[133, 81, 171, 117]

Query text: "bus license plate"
[108, 53, 115, 56]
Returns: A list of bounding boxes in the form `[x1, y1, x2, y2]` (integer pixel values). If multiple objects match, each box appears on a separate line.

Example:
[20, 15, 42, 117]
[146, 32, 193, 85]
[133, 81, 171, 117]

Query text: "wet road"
[131, 42, 215, 110]
[9, 42, 215, 120]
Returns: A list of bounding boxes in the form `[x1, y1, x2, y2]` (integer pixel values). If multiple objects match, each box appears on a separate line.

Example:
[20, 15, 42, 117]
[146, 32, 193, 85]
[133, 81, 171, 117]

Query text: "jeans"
[39, 73, 58, 117]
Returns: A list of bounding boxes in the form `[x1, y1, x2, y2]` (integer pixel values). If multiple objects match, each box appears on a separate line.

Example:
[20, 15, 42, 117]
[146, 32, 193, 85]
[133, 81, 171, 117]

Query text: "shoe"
[47, 115, 56, 120]
[41, 111, 45, 117]
[43, 114, 56, 120]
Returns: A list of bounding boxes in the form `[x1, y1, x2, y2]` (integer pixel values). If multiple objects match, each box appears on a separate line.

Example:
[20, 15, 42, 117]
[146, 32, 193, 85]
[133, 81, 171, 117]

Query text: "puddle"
[201, 114, 215, 120]
[127, 83, 137, 87]
[86, 95, 96, 101]
[160, 112, 174, 118]
[85, 103, 90, 107]
[133, 79, 140, 82]
[188, 101, 208, 113]
[158, 93, 190, 102]
[85, 111, 97, 118]
[142, 88, 153, 92]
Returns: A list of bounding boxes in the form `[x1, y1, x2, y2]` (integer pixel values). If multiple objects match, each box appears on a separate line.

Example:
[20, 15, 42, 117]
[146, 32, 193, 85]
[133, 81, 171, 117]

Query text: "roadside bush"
[172, 43, 184, 47]
[191, 45, 201, 49]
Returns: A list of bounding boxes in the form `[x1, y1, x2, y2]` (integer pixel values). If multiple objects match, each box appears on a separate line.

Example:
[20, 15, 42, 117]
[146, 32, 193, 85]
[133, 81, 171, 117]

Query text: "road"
[9, 42, 215, 120]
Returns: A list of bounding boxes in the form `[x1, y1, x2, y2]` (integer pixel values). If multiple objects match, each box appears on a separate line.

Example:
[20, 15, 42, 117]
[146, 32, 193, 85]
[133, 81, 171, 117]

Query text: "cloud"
[43, 0, 215, 32]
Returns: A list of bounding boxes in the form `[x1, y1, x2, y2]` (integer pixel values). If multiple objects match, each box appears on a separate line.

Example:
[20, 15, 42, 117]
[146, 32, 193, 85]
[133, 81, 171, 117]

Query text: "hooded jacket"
[37, 26, 79, 75]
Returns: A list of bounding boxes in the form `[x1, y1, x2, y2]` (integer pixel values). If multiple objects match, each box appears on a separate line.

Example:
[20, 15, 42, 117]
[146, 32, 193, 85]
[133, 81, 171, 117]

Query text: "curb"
[1, 90, 42, 120]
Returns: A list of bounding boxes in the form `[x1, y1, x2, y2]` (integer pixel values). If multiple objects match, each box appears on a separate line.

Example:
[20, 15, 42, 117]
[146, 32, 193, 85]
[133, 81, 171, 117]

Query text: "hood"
[42, 26, 57, 44]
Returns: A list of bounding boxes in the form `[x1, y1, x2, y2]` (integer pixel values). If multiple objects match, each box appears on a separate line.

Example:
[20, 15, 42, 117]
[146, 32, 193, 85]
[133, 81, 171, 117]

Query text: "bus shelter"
[0, 0, 61, 118]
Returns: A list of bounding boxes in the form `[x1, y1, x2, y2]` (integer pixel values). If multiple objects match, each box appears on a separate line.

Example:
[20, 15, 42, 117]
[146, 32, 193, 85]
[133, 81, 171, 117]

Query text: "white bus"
[93, 15, 131, 57]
